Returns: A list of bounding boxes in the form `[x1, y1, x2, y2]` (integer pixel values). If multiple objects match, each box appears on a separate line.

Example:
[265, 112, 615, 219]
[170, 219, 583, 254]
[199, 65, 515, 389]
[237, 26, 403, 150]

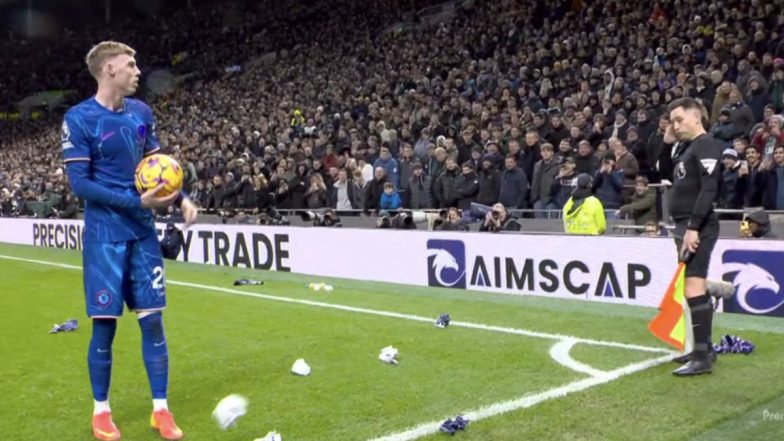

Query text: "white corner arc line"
[367, 354, 673, 441]
[549, 338, 608, 378]
[0, 254, 672, 354]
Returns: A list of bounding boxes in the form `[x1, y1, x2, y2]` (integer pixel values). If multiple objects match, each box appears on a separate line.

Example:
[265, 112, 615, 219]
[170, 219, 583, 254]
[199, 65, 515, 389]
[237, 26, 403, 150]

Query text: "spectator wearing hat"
[408, 162, 433, 209]
[718, 148, 748, 210]
[710, 108, 742, 143]
[618, 176, 658, 226]
[476, 156, 501, 206]
[594, 153, 625, 218]
[563, 173, 606, 236]
[455, 161, 480, 211]
[740, 210, 776, 239]
[531, 143, 560, 218]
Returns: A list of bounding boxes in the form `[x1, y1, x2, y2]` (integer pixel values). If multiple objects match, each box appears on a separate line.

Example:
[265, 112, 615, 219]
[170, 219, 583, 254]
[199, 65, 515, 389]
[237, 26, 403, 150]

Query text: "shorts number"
[152, 266, 165, 290]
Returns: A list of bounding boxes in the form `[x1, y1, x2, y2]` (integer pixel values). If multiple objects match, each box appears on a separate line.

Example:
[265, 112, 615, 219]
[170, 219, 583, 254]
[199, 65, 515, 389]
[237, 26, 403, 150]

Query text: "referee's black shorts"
[673, 213, 720, 279]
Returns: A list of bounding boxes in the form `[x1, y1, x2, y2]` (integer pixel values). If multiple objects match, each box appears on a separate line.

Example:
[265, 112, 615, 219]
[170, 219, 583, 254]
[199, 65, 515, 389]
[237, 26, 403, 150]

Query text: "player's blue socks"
[88, 319, 117, 401]
[139, 312, 169, 399]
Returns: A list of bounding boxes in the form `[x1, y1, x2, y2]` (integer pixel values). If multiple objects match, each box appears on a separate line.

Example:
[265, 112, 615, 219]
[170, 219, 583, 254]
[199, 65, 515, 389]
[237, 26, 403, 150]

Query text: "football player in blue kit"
[62, 41, 197, 440]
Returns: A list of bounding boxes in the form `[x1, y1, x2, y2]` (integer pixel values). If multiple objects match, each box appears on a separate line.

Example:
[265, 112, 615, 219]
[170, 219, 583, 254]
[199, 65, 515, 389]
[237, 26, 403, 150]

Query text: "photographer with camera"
[160, 222, 184, 260]
[433, 207, 468, 231]
[479, 203, 521, 233]
[301, 208, 342, 227]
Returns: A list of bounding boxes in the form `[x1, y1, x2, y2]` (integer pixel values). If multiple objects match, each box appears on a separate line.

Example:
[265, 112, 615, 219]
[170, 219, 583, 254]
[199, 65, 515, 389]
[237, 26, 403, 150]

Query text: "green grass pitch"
[1, 242, 783, 441]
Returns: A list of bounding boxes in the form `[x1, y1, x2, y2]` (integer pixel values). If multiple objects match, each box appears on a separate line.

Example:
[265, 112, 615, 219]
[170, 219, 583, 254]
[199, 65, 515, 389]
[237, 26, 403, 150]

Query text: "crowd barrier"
[1, 218, 782, 318]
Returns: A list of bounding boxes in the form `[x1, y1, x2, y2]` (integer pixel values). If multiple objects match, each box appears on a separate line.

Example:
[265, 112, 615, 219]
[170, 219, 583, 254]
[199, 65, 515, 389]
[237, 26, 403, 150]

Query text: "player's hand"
[140, 184, 179, 209]
[180, 197, 198, 230]
[682, 229, 700, 254]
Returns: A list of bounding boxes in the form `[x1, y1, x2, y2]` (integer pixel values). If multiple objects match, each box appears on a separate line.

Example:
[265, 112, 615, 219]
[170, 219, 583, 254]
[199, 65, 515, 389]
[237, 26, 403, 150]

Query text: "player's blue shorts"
[82, 234, 166, 318]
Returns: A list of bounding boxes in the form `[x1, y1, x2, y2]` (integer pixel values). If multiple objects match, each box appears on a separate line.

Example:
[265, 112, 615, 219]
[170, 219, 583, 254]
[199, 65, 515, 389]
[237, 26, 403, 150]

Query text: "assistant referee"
[666, 97, 723, 377]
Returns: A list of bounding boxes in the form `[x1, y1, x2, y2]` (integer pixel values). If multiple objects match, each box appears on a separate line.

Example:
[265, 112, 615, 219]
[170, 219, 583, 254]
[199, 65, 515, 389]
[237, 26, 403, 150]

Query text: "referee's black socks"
[687, 294, 714, 360]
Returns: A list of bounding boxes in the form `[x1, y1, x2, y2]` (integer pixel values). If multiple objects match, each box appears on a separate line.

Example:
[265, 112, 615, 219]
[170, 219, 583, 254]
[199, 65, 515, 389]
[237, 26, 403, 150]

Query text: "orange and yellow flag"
[648, 262, 688, 351]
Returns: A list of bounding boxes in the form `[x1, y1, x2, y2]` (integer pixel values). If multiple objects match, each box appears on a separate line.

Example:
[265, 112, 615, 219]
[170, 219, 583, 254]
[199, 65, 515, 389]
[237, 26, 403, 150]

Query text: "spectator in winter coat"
[408, 162, 433, 209]
[618, 176, 657, 225]
[726, 89, 756, 137]
[379, 182, 402, 211]
[434, 157, 461, 208]
[499, 155, 529, 209]
[364, 167, 389, 214]
[719, 149, 748, 210]
[455, 162, 480, 211]
[350, 169, 368, 210]
[304, 173, 329, 208]
[373, 145, 400, 188]
[755, 145, 784, 210]
[550, 157, 577, 209]
[610, 137, 639, 202]
[330, 169, 357, 210]
[531, 143, 561, 217]
[574, 140, 600, 176]
[710, 108, 742, 143]
[476, 157, 501, 206]
[594, 154, 625, 216]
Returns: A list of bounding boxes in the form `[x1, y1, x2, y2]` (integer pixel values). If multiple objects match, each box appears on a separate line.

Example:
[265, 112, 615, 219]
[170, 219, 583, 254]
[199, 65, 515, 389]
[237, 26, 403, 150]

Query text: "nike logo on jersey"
[100, 131, 116, 141]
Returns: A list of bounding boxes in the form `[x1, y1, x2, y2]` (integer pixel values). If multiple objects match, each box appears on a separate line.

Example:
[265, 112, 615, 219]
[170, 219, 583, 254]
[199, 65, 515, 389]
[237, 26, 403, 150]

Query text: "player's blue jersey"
[62, 97, 161, 242]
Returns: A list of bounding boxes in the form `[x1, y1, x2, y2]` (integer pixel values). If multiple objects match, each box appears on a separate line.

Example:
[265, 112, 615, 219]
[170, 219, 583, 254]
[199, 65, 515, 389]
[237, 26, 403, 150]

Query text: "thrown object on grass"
[713, 335, 755, 354]
[49, 318, 78, 334]
[212, 394, 249, 430]
[234, 278, 264, 286]
[379, 345, 399, 364]
[291, 358, 312, 376]
[254, 431, 282, 441]
[307, 282, 333, 291]
[435, 313, 451, 328]
[439, 415, 470, 435]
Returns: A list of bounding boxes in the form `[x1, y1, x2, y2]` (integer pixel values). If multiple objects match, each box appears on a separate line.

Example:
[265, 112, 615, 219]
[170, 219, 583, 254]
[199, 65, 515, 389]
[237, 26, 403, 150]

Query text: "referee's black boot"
[672, 350, 717, 364]
[673, 356, 713, 376]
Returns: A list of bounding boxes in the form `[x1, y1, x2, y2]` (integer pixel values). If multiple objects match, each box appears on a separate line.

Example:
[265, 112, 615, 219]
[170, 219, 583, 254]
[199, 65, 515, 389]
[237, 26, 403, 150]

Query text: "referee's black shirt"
[669, 133, 723, 230]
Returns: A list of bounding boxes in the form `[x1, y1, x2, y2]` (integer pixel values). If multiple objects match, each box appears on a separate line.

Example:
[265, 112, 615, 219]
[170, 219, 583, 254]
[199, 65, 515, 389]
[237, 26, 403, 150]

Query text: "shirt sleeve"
[61, 113, 91, 164]
[688, 136, 721, 230]
[62, 112, 142, 209]
[144, 105, 161, 156]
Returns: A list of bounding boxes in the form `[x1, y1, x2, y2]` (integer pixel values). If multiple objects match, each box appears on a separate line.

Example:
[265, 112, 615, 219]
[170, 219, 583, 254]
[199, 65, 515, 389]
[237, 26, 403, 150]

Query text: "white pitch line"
[549, 338, 608, 378]
[0, 254, 672, 354]
[367, 353, 674, 441]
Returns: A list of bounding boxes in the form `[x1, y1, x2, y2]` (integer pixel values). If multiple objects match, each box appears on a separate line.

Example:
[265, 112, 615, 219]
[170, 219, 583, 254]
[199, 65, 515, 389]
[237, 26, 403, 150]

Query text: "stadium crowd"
[2, 0, 784, 229]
